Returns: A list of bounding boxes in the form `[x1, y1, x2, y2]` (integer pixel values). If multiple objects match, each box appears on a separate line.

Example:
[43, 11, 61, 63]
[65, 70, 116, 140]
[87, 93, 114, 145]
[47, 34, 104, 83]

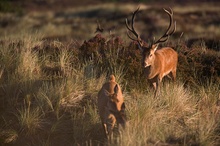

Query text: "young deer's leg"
[106, 114, 116, 142]
[103, 123, 108, 138]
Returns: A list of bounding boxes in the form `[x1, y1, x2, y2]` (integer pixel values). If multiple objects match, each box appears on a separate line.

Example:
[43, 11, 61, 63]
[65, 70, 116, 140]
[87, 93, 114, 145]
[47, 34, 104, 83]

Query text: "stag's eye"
[149, 54, 153, 57]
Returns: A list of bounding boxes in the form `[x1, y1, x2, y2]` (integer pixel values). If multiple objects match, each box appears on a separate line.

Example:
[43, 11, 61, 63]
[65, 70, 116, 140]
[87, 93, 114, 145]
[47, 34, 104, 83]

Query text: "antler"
[125, 7, 143, 46]
[154, 8, 176, 45]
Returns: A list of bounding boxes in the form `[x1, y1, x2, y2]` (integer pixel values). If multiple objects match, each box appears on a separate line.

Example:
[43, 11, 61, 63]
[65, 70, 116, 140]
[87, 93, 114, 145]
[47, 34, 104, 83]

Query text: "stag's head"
[125, 7, 176, 68]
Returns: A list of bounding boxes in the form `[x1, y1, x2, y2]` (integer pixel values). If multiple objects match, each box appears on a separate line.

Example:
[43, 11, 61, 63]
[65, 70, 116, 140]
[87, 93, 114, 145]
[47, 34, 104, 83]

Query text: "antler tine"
[154, 7, 176, 45]
[131, 7, 140, 37]
[169, 21, 176, 35]
[125, 18, 132, 32]
[163, 7, 173, 34]
[126, 29, 137, 41]
[125, 18, 137, 41]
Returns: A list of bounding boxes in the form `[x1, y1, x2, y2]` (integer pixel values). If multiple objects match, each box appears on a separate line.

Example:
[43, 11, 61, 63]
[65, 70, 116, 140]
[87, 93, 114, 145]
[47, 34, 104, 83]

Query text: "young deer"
[125, 7, 178, 97]
[97, 75, 126, 139]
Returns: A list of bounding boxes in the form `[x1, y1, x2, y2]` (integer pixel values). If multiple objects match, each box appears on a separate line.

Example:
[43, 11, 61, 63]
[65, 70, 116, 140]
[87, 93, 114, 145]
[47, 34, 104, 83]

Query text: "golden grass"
[0, 3, 220, 144]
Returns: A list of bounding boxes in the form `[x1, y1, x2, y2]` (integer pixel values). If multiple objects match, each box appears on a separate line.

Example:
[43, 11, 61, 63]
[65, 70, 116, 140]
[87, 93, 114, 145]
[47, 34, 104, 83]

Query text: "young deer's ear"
[104, 89, 110, 96]
[121, 102, 126, 111]
[114, 84, 119, 94]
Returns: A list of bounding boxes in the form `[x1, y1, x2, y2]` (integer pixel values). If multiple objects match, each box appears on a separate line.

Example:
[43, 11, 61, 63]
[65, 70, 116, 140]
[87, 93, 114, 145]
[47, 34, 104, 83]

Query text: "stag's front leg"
[153, 77, 162, 97]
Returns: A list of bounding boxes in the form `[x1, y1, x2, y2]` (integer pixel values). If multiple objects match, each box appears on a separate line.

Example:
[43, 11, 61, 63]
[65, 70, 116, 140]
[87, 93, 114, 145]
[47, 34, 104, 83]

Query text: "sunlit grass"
[119, 83, 194, 145]
[0, 19, 220, 146]
[106, 81, 220, 146]
[14, 96, 45, 135]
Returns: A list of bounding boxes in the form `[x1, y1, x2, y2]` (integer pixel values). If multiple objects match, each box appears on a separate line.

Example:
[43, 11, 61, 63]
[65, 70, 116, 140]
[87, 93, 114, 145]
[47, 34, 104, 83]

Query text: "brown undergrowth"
[0, 32, 219, 145]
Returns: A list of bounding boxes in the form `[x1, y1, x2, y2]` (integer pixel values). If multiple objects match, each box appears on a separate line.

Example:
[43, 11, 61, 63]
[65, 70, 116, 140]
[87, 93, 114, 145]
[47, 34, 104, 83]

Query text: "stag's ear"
[138, 45, 143, 53]
[152, 44, 159, 52]
[137, 43, 143, 53]
[114, 84, 119, 94]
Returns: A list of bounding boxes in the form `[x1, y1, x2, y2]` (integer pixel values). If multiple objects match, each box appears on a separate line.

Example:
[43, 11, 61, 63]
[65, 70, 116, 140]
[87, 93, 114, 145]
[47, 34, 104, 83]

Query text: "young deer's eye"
[149, 54, 153, 57]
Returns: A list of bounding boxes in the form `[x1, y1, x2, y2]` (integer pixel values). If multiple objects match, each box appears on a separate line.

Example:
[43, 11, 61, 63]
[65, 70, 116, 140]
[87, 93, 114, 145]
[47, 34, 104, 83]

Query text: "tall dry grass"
[116, 81, 220, 146]
[0, 32, 220, 146]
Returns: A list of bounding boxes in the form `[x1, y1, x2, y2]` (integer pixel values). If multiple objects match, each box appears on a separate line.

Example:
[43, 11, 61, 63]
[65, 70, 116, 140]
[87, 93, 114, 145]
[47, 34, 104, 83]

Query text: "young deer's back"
[97, 75, 126, 138]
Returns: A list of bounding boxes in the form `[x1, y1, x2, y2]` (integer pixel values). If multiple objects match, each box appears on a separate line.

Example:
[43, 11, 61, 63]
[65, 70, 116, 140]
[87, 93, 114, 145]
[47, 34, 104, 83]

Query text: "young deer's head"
[105, 84, 124, 113]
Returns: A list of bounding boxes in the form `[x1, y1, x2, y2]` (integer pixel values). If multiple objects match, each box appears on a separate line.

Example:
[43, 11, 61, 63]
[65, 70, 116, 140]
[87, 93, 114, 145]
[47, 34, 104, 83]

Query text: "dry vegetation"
[0, 1, 220, 146]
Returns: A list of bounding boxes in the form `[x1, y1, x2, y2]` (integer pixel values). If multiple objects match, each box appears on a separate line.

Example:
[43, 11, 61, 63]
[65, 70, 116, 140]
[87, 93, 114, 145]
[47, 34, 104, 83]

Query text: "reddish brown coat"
[142, 45, 178, 96]
[97, 75, 126, 139]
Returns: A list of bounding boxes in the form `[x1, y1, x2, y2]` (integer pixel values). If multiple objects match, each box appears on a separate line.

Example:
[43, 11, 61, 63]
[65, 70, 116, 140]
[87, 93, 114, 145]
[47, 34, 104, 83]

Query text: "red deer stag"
[98, 75, 126, 140]
[125, 7, 178, 97]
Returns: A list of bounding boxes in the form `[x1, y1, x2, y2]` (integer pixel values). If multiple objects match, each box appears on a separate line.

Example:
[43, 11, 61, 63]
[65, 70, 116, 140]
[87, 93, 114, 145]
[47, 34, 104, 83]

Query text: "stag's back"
[155, 47, 178, 76]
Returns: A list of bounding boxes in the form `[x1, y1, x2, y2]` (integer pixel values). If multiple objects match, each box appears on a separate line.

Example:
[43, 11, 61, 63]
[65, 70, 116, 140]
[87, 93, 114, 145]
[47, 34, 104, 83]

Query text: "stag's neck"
[145, 57, 161, 79]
